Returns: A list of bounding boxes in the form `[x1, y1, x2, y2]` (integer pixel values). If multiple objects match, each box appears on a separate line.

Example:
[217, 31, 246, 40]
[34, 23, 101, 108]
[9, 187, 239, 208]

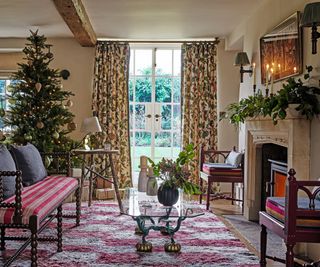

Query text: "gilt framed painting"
[260, 12, 302, 84]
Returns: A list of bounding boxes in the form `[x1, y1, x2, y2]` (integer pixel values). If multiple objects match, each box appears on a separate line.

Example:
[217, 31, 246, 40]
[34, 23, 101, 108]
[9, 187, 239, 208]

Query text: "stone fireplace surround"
[244, 110, 311, 221]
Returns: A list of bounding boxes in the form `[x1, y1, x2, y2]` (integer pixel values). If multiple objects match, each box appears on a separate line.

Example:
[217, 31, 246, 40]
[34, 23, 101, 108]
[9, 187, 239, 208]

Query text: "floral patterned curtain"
[181, 42, 218, 183]
[92, 41, 132, 187]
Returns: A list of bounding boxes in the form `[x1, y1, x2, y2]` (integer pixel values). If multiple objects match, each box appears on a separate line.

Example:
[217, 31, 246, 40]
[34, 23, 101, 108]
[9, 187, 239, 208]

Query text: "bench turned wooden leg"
[0, 227, 5, 250]
[57, 205, 63, 252]
[199, 178, 203, 204]
[76, 187, 81, 226]
[31, 229, 38, 267]
[260, 225, 267, 266]
[206, 180, 212, 210]
[231, 182, 235, 205]
[285, 243, 295, 267]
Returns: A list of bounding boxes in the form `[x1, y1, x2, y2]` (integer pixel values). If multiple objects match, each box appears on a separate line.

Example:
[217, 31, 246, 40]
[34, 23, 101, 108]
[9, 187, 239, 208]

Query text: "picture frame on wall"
[260, 12, 302, 84]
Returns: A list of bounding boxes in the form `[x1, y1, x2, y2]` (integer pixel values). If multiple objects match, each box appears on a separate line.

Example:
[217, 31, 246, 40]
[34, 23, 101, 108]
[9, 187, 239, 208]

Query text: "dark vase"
[157, 186, 179, 206]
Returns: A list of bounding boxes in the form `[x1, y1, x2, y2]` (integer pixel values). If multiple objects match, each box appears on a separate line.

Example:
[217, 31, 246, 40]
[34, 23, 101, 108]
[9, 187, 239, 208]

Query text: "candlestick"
[270, 68, 274, 94]
[294, 67, 297, 73]
[265, 64, 269, 90]
[252, 63, 256, 87]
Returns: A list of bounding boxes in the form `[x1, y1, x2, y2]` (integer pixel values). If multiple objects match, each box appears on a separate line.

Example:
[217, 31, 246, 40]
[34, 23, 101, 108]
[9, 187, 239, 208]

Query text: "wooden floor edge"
[216, 214, 260, 258]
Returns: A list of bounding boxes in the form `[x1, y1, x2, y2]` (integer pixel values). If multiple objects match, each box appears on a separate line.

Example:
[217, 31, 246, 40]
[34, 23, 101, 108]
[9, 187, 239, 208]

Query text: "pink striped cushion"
[0, 175, 78, 228]
[202, 165, 242, 176]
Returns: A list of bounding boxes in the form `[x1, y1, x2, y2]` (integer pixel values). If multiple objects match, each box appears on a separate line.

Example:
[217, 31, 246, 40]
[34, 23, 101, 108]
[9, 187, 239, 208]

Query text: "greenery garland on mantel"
[221, 66, 320, 125]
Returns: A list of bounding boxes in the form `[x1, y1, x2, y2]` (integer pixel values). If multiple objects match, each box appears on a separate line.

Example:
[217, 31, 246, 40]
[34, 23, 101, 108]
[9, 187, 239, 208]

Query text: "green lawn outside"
[131, 146, 181, 171]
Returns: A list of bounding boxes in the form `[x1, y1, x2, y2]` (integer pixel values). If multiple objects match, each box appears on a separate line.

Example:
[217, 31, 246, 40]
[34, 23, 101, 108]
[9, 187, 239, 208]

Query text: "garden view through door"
[129, 47, 181, 176]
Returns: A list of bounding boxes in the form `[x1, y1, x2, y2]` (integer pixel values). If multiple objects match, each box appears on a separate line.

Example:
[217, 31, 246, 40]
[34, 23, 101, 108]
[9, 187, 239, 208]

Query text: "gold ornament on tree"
[35, 82, 42, 92]
[67, 122, 76, 131]
[52, 131, 59, 139]
[0, 108, 5, 117]
[0, 130, 6, 141]
[8, 99, 16, 105]
[66, 99, 73, 107]
[24, 133, 32, 141]
[36, 121, 44, 129]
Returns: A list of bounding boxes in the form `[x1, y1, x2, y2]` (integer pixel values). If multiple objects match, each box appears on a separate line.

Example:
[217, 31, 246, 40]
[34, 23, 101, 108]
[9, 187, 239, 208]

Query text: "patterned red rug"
[2, 202, 259, 266]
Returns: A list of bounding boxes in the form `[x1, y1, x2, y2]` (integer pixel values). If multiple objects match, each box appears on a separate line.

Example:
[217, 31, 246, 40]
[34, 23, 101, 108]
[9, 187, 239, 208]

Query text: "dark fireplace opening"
[260, 144, 287, 211]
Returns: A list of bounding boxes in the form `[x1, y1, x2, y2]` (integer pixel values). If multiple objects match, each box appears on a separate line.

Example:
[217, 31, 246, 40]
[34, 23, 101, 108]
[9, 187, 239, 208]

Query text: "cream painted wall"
[216, 40, 239, 193]
[217, 40, 239, 151]
[0, 38, 95, 140]
[226, 0, 320, 259]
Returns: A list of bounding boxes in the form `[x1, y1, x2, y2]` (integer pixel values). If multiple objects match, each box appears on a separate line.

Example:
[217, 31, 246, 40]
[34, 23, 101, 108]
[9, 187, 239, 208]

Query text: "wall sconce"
[301, 2, 320, 54]
[234, 52, 253, 83]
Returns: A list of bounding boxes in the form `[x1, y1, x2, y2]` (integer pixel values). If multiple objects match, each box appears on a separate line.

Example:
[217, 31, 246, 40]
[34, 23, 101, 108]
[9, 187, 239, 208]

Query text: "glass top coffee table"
[122, 188, 204, 252]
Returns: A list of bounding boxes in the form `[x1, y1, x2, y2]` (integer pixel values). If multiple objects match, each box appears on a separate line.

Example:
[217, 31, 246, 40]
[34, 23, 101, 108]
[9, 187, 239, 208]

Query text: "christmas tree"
[2, 30, 76, 152]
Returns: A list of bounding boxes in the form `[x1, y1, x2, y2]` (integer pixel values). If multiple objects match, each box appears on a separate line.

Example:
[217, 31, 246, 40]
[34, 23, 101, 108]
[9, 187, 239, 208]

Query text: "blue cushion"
[10, 144, 47, 186]
[0, 145, 17, 199]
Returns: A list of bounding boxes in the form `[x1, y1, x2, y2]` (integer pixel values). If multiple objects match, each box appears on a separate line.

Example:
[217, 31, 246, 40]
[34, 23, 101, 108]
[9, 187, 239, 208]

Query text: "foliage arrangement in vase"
[222, 66, 320, 125]
[148, 143, 201, 206]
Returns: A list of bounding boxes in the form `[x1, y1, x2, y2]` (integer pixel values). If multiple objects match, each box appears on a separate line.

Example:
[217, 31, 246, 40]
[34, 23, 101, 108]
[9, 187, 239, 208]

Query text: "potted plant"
[148, 143, 201, 206]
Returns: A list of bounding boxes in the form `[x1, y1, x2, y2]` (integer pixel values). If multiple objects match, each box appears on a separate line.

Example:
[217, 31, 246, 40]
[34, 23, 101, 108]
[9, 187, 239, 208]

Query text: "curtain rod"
[97, 38, 219, 44]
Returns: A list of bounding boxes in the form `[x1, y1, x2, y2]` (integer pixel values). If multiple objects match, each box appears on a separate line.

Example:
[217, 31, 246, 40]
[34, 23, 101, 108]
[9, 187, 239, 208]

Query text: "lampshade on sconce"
[234, 52, 253, 83]
[301, 2, 320, 54]
[81, 116, 102, 135]
[234, 52, 250, 66]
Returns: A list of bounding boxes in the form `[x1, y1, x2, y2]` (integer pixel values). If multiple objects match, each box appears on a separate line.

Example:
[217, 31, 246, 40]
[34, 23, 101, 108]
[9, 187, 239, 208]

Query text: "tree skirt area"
[2, 202, 259, 267]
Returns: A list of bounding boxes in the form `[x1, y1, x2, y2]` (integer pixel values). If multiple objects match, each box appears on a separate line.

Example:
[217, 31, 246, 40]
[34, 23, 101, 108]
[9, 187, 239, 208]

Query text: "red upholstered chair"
[199, 146, 244, 211]
[260, 169, 320, 267]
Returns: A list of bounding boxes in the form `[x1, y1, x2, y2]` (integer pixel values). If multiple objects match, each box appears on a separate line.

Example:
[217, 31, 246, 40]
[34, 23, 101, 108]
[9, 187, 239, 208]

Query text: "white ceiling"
[0, 0, 261, 39]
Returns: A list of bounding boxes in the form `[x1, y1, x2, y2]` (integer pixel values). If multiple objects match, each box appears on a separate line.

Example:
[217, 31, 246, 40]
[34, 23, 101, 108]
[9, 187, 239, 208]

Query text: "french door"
[129, 46, 182, 175]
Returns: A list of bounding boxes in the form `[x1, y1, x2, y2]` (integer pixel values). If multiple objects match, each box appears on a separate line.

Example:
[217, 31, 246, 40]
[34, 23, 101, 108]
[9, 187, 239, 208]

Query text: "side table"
[72, 149, 123, 213]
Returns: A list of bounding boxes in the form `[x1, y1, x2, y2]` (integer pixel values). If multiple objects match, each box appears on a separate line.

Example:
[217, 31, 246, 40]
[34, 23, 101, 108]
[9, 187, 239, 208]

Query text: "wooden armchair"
[199, 146, 244, 211]
[260, 169, 320, 267]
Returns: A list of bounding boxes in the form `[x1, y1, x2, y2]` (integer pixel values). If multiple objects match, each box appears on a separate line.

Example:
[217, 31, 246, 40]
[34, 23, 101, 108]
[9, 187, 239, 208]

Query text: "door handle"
[155, 114, 161, 119]
[145, 114, 152, 118]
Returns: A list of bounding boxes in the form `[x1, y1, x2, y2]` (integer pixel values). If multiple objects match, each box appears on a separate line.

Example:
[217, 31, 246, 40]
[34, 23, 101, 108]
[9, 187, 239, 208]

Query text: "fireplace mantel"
[244, 113, 311, 220]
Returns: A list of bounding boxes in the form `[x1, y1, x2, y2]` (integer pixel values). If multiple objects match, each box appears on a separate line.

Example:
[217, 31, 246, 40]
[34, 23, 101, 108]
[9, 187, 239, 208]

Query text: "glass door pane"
[129, 47, 181, 182]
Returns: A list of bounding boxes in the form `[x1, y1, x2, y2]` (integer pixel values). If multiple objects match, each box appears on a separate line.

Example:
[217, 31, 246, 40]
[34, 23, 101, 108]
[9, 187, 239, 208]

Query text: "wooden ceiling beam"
[53, 0, 96, 47]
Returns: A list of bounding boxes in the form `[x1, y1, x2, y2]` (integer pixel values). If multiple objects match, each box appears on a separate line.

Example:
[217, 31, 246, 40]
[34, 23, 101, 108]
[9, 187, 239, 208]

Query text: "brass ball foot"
[136, 241, 152, 252]
[164, 242, 181, 252]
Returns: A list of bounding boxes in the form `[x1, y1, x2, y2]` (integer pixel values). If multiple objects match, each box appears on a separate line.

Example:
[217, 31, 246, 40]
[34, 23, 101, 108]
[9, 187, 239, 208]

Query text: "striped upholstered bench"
[259, 169, 320, 266]
[0, 148, 80, 267]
